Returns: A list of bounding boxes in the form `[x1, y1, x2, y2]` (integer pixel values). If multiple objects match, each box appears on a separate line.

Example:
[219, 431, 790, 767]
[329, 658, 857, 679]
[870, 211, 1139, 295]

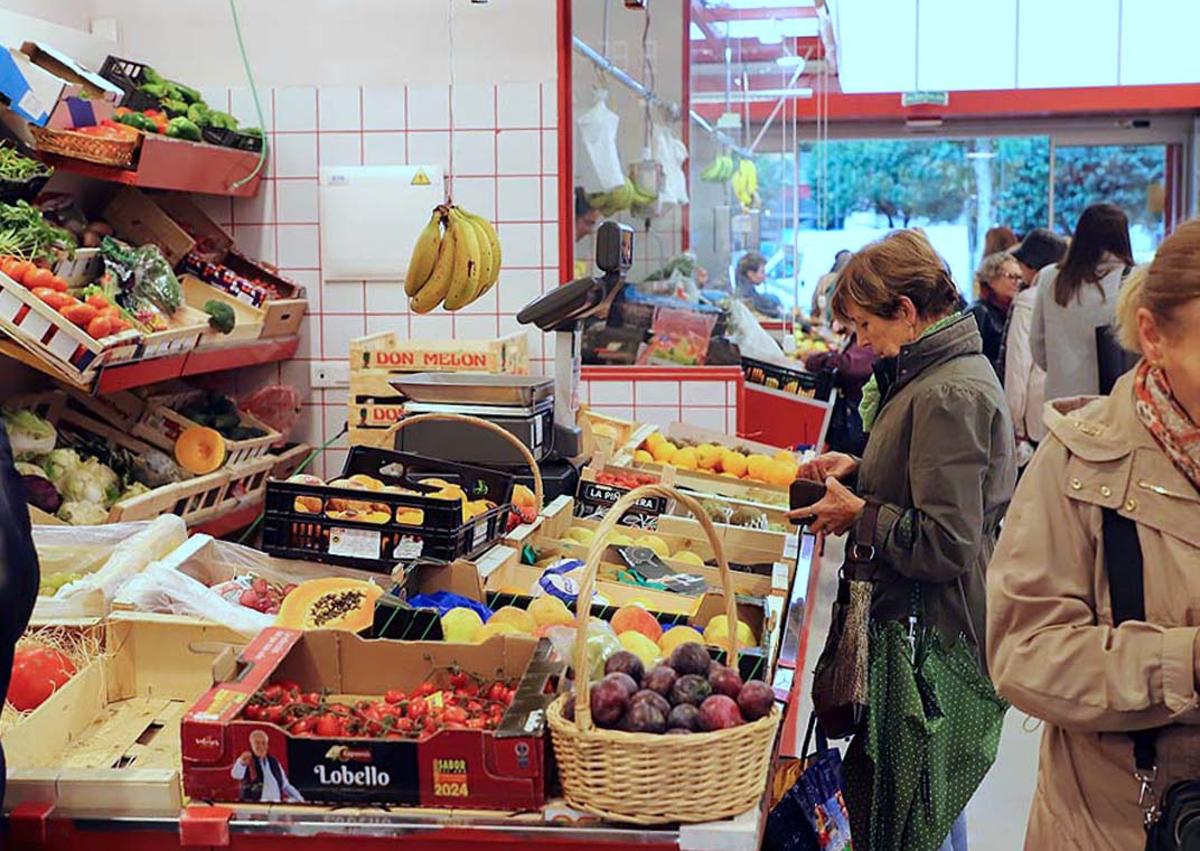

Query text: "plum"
[626, 700, 667, 734]
[708, 663, 744, 699]
[737, 680, 774, 721]
[669, 674, 712, 708]
[667, 702, 701, 732]
[665, 727, 692, 735]
[668, 642, 711, 677]
[563, 694, 575, 721]
[604, 650, 645, 684]
[643, 665, 677, 697]
[698, 695, 744, 731]
[590, 676, 630, 728]
[631, 688, 670, 718]
[604, 671, 639, 699]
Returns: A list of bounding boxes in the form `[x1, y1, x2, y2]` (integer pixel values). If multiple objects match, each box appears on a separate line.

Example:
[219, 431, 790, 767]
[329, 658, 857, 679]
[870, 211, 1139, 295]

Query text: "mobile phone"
[789, 478, 827, 526]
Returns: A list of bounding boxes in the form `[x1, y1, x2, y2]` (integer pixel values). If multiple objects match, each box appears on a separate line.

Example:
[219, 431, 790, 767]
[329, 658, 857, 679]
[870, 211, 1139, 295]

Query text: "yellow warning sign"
[411, 169, 432, 186]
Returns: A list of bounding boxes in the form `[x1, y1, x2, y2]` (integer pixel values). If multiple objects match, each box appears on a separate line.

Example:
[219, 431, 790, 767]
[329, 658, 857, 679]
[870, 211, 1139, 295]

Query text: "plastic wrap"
[33, 520, 154, 580]
[55, 515, 187, 603]
[545, 620, 621, 681]
[115, 562, 273, 636]
[727, 300, 795, 367]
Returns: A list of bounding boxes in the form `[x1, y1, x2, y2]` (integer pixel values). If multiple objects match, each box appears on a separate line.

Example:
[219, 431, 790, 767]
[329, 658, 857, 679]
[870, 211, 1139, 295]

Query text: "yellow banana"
[410, 217, 457, 313]
[459, 208, 494, 300]
[462, 209, 501, 299]
[404, 208, 444, 296]
[442, 208, 481, 310]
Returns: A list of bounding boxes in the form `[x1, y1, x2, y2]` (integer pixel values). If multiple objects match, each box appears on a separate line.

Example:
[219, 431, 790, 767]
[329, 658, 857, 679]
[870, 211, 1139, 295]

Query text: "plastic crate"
[200, 126, 264, 152]
[261, 446, 515, 573]
[740, 356, 821, 398]
[98, 55, 161, 111]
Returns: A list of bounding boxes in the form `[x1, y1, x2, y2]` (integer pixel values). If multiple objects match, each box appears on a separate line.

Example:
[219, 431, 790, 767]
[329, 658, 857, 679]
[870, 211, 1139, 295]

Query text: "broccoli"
[203, 300, 235, 334]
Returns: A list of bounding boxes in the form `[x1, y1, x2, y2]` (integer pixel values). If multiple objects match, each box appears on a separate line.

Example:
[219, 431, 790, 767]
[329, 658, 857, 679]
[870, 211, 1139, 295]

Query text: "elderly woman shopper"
[792, 229, 1016, 850]
[988, 219, 1200, 851]
[967, 251, 1023, 375]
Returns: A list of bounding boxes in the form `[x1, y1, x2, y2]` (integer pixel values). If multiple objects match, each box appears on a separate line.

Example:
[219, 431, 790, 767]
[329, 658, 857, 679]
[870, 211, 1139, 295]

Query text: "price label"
[329, 527, 381, 559]
[393, 536, 425, 560]
[432, 758, 469, 798]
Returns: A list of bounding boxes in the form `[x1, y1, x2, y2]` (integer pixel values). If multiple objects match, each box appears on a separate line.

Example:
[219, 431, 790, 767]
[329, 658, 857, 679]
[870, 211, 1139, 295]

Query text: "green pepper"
[172, 82, 203, 105]
[207, 110, 239, 131]
[165, 116, 202, 142]
[160, 98, 188, 117]
[142, 66, 165, 86]
[115, 112, 158, 133]
[186, 103, 212, 128]
[202, 300, 235, 334]
[241, 127, 263, 138]
[137, 82, 171, 99]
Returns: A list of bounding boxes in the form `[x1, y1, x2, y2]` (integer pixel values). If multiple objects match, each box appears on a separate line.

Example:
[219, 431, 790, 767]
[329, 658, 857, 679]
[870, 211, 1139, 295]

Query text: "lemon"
[475, 621, 521, 643]
[529, 595, 574, 628]
[441, 607, 484, 643]
[490, 605, 537, 634]
[565, 526, 596, 545]
[634, 449, 654, 464]
[672, 550, 706, 567]
[702, 614, 757, 648]
[618, 630, 662, 669]
[659, 624, 704, 655]
[634, 534, 670, 559]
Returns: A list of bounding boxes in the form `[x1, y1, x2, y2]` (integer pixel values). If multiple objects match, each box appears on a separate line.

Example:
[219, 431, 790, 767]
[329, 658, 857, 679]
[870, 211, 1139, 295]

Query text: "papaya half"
[175, 426, 225, 474]
[276, 577, 381, 632]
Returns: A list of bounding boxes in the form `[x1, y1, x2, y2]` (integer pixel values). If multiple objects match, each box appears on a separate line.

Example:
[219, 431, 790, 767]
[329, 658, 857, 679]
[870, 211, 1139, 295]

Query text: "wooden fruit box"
[180, 274, 264, 343]
[134, 304, 210, 361]
[348, 423, 397, 450]
[348, 369, 406, 431]
[270, 442, 312, 481]
[216, 453, 275, 511]
[579, 408, 637, 459]
[18, 392, 231, 525]
[349, 329, 530, 375]
[3, 613, 247, 818]
[0, 267, 139, 383]
[134, 388, 281, 467]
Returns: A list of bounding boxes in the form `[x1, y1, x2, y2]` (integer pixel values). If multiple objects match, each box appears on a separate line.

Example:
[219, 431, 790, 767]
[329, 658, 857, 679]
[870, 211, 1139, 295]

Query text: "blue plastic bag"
[406, 591, 493, 622]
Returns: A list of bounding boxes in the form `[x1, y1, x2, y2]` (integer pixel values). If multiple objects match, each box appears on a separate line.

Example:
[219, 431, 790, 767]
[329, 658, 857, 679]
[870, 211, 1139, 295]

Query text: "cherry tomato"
[276, 681, 301, 696]
[385, 689, 406, 705]
[23, 267, 54, 290]
[414, 682, 436, 698]
[461, 681, 479, 698]
[466, 718, 487, 730]
[422, 716, 438, 734]
[243, 703, 264, 721]
[467, 700, 483, 715]
[262, 705, 285, 723]
[449, 671, 469, 690]
[301, 692, 321, 707]
[487, 682, 507, 703]
[314, 714, 341, 737]
[48, 275, 69, 293]
[408, 697, 429, 720]
[444, 706, 468, 725]
[262, 684, 284, 702]
[396, 717, 414, 733]
[289, 718, 313, 735]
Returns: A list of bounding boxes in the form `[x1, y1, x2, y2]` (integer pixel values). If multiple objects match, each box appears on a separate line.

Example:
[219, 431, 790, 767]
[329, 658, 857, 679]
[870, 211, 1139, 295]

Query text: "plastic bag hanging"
[575, 89, 625, 193]
[653, 125, 689, 206]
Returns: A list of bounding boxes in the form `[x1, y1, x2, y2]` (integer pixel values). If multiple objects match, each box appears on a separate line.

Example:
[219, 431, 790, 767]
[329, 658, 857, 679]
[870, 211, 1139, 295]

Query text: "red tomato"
[422, 716, 438, 734]
[408, 697, 429, 720]
[2, 258, 30, 284]
[60, 302, 98, 327]
[48, 275, 69, 293]
[275, 680, 300, 695]
[385, 689, 406, 705]
[23, 267, 54, 290]
[243, 703, 264, 721]
[6, 646, 76, 711]
[85, 293, 110, 309]
[443, 706, 468, 725]
[396, 717, 414, 733]
[301, 691, 321, 707]
[414, 682, 436, 698]
[449, 671, 469, 690]
[466, 718, 487, 730]
[262, 705, 286, 723]
[313, 714, 340, 737]
[86, 315, 115, 339]
[289, 718, 313, 735]
[487, 682, 507, 703]
[262, 684, 284, 702]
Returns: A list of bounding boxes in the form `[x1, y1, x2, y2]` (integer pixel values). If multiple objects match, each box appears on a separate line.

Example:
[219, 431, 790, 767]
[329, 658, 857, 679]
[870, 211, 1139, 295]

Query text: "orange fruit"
[697, 444, 723, 470]
[634, 449, 654, 464]
[611, 604, 663, 642]
[674, 447, 699, 470]
[745, 453, 772, 482]
[651, 441, 678, 464]
[720, 449, 748, 478]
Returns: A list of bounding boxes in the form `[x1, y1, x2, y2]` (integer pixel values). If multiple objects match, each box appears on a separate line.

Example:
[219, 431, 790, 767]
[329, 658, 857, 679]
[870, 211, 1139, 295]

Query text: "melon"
[275, 578, 381, 632]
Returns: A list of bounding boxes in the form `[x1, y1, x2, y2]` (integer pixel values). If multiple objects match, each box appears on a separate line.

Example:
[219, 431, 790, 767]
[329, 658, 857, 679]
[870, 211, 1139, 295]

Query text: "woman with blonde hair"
[988, 219, 1200, 850]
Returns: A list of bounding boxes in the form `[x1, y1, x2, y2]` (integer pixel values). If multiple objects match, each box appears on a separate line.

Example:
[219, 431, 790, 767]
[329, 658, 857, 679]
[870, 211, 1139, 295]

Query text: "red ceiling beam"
[691, 83, 1200, 123]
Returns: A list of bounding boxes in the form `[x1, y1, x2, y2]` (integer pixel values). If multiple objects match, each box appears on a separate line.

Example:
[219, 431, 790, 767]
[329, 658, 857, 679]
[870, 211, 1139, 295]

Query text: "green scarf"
[859, 312, 962, 433]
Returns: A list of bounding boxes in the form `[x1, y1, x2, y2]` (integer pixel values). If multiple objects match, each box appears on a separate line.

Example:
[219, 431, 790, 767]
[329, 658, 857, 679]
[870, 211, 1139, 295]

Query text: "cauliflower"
[40, 448, 83, 489]
[56, 500, 110, 526]
[60, 457, 121, 507]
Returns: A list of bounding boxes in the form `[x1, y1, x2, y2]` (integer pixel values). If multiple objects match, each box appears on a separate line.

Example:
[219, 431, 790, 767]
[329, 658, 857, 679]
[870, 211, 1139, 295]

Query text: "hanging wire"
[447, 0, 457, 203]
[228, 0, 267, 190]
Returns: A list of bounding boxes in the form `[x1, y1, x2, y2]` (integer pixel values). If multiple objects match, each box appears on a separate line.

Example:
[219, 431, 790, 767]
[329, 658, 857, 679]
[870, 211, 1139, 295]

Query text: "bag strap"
[1102, 508, 1160, 785]
[801, 712, 830, 761]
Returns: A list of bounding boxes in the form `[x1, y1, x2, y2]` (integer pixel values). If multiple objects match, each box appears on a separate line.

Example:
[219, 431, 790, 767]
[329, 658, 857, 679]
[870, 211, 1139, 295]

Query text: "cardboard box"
[3, 614, 246, 818]
[181, 629, 562, 811]
[103, 186, 196, 268]
[0, 42, 120, 127]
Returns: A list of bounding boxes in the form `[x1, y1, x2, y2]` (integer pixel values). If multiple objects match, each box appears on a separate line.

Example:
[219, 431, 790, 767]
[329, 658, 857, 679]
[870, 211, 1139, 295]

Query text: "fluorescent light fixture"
[712, 18, 820, 43]
[690, 22, 706, 40]
[775, 55, 807, 68]
[693, 87, 814, 103]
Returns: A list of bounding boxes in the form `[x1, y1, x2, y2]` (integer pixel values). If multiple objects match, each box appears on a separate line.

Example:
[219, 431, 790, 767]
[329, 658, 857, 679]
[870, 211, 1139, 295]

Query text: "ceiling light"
[965, 151, 997, 160]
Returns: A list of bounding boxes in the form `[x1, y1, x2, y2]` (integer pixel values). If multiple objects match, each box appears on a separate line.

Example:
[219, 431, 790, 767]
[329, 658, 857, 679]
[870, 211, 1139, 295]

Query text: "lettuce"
[2, 409, 57, 460]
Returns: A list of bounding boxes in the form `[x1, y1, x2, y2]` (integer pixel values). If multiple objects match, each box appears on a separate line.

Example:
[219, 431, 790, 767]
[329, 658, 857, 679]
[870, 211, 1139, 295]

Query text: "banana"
[458, 208, 494, 300]
[700, 159, 723, 182]
[442, 208, 481, 310]
[404, 208, 444, 296]
[410, 217, 457, 313]
[462, 209, 502, 298]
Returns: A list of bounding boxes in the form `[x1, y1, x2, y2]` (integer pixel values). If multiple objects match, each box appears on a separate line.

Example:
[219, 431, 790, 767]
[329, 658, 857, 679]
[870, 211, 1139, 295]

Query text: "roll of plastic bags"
[33, 520, 154, 580]
[55, 514, 187, 603]
[114, 561, 274, 637]
[576, 90, 625, 193]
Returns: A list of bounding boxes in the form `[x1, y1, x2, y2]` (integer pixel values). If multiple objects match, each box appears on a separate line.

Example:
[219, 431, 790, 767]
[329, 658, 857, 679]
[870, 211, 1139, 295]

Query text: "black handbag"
[1096, 265, 1141, 395]
[1102, 508, 1200, 850]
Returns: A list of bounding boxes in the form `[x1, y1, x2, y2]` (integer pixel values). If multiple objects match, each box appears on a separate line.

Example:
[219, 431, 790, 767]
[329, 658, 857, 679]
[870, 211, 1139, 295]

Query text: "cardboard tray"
[3, 613, 247, 818]
[181, 274, 265, 342]
[181, 629, 563, 811]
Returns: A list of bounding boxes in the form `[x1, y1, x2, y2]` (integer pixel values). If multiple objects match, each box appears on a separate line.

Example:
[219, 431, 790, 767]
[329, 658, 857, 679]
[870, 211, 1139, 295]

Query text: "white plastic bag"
[575, 90, 624, 193]
[726, 299, 793, 367]
[654, 125, 689, 206]
[115, 561, 274, 637]
[55, 514, 187, 604]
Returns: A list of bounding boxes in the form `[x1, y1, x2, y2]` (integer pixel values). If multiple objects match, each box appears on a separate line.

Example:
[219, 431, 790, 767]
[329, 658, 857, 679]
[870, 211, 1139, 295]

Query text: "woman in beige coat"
[988, 219, 1200, 850]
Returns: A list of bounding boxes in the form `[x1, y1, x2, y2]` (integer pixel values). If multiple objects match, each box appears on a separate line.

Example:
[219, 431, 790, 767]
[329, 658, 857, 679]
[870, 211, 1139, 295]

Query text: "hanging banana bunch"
[731, 159, 759, 209]
[404, 204, 503, 313]
[699, 154, 735, 182]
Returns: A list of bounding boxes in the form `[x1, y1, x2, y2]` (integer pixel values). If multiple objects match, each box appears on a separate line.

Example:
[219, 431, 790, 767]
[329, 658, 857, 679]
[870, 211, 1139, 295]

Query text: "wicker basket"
[546, 484, 780, 824]
[28, 125, 138, 168]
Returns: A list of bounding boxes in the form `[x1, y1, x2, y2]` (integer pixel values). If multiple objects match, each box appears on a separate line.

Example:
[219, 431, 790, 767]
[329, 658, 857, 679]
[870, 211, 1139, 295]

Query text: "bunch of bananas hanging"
[586, 176, 656, 218]
[404, 204, 502, 313]
[699, 154, 735, 182]
[731, 159, 759, 208]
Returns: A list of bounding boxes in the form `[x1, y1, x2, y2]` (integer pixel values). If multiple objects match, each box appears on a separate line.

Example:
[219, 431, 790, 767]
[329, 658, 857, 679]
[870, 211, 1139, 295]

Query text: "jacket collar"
[877, 313, 983, 400]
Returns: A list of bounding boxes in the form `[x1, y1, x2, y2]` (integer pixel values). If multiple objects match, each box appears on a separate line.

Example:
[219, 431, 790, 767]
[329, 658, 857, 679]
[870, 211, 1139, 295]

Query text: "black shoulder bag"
[1103, 508, 1200, 850]
[1096, 266, 1141, 395]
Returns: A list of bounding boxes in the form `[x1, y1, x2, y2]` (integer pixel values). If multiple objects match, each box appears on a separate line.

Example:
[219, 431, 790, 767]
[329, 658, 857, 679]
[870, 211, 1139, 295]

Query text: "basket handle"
[572, 484, 739, 733]
[381, 412, 544, 509]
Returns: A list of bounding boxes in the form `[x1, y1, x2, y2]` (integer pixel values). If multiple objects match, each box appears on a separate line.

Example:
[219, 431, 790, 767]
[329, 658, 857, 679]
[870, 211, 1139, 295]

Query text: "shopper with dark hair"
[734, 251, 783, 318]
[988, 218, 1200, 851]
[0, 424, 40, 807]
[983, 226, 1019, 257]
[1011, 227, 1068, 286]
[1031, 203, 1135, 400]
[967, 251, 1022, 375]
[810, 248, 852, 323]
[792, 229, 1015, 851]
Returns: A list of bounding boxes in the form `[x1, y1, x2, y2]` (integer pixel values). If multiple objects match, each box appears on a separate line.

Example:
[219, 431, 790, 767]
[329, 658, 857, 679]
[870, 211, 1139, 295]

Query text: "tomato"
[86, 315, 114, 339]
[487, 682, 507, 703]
[48, 275, 69, 292]
[243, 703, 264, 721]
[262, 684, 284, 702]
[23, 267, 54, 290]
[314, 714, 341, 737]
[276, 681, 300, 695]
[6, 646, 76, 712]
[385, 689, 406, 705]
[85, 293, 110, 309]
[301, 691, 321, 707]
[395, 717, 414, 733]
[466, 700, 483, 715]
[289, 718, 313, 735]
[414, 682, 436, 698]
[408, 697, 429, 720]
[460, 681, 479, 698]
[2, 258, 29, 284]
[422, 716, 438, 734]
[466, 718, 487, 730]
[109, 317, 131, 333]
[262, 705, 286, 723]
[443, 706, 468, 726]
[449, 671, 469, 690]
[33, 288, 74, 310]
[60, 302, 98, 327]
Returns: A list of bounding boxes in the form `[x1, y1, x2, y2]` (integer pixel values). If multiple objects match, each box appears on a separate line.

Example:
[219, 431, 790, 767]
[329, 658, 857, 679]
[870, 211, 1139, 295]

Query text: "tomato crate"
[134, 389, 281, 467]
[260, 446, 516, 573]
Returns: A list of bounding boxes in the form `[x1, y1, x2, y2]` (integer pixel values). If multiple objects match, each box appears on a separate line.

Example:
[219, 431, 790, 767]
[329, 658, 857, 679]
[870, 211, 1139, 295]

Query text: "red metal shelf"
[92, 335, 299, 393]
[192, 499, 263, 538]
[37, 133, 266, 197]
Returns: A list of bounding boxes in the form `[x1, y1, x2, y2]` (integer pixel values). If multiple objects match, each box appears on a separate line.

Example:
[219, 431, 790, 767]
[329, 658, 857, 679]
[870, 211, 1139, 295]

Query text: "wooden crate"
[270, 443, 312, 481]
[218, 453, 275, 509]
[349, 329, 530, 375]
[133, 304, 209, 361]
[180, 274, 264, 343]
[3, 613, 247, 818]
[134, 389, 281, 467]
[348, 424, 396, 450]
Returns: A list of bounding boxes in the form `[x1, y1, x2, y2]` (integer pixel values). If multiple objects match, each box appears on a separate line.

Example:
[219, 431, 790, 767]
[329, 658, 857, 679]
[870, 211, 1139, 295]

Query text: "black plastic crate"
[741, 356, 822, 399]
[98, 55, 160, 111]
[201, 126, 265, 152]
[261, 446, 515, 573]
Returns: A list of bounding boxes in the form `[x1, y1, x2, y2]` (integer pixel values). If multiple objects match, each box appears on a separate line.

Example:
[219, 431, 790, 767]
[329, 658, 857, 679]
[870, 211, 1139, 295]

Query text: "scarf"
[1134, 360, 1200, 490]
[859, 312, 962, 433]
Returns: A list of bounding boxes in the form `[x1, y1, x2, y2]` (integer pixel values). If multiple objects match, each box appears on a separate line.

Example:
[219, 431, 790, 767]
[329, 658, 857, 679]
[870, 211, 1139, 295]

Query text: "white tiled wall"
[579, 369, 741, 436]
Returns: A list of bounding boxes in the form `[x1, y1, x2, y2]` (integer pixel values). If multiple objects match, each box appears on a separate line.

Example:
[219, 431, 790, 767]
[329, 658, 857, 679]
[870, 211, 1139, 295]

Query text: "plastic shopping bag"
[576, 90, 625, 193]
[654, 125, 689, 206]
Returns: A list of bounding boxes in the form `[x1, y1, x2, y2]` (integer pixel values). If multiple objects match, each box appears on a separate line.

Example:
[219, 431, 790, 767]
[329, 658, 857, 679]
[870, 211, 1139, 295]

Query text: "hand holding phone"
[789, 478, 827, 526]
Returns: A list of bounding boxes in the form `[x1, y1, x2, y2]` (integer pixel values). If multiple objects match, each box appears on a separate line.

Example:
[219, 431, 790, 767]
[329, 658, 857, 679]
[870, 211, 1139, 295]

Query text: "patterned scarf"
[1134, 360, 1200, 490]
[859, 312, 962, 433]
